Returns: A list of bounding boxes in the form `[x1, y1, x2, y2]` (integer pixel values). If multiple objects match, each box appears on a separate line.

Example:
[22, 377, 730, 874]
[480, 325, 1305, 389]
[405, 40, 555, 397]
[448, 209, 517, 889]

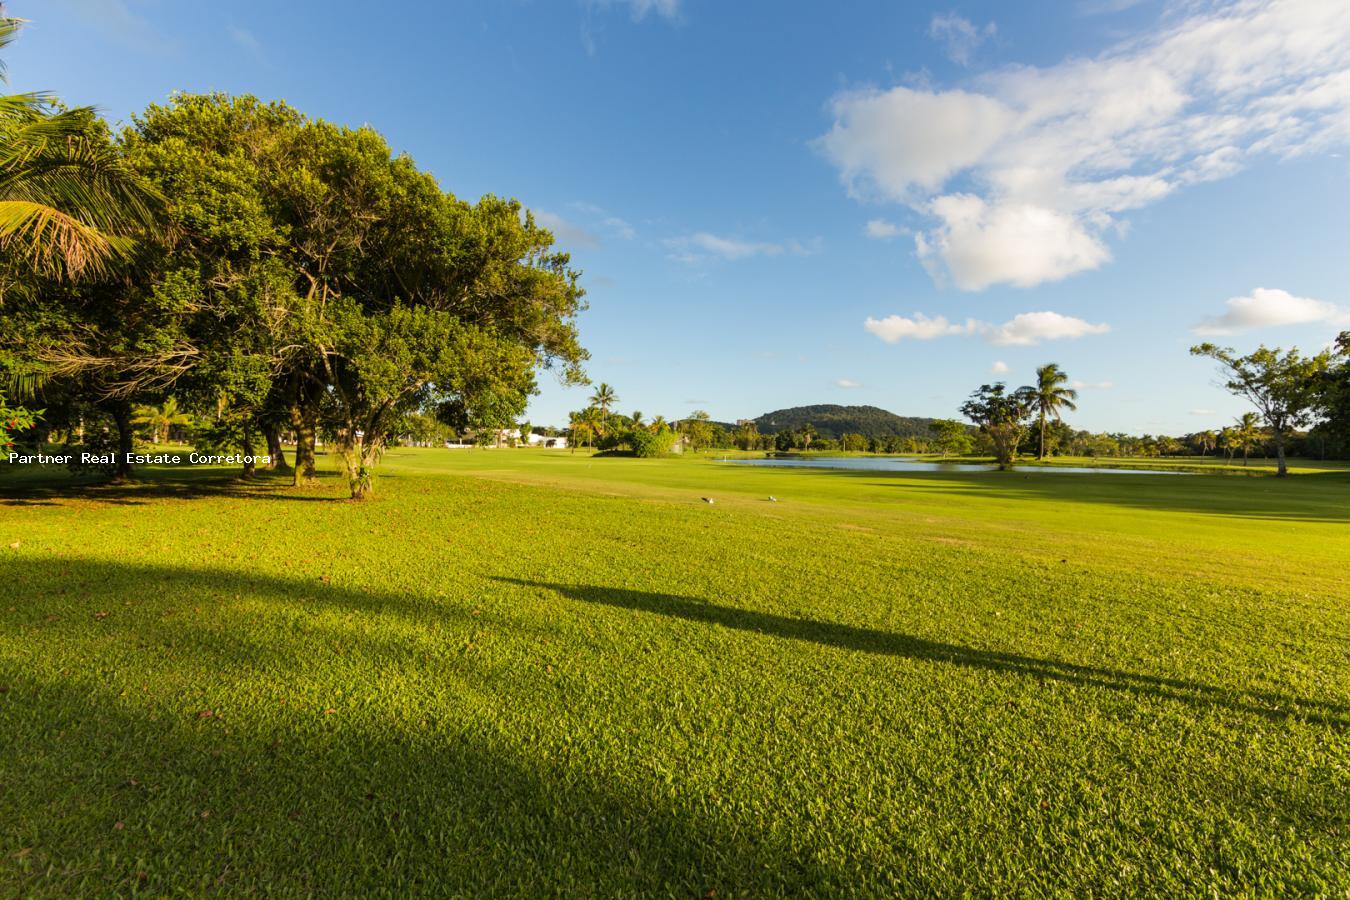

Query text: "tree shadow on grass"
[0, 670, 854, 896]
[498, 579, 1350, 729]
[0, 558, 861, 895]
[804, 468, 1350, 524]
[0, 467, 345, 507]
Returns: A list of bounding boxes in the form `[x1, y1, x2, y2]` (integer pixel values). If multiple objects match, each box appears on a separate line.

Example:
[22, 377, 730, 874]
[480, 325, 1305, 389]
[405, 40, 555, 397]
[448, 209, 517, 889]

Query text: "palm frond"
[0, 198, 113, 276]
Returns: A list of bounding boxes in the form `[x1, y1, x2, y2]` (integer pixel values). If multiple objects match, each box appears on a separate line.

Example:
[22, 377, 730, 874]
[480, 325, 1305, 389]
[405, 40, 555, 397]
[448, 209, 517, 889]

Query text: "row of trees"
[957, 343, 1349, 475]
[0, 17, 588, 497]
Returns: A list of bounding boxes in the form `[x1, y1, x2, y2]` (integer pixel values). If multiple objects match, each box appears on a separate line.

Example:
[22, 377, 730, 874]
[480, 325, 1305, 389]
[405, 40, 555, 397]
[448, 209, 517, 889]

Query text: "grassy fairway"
[2, 449, 1347, 895]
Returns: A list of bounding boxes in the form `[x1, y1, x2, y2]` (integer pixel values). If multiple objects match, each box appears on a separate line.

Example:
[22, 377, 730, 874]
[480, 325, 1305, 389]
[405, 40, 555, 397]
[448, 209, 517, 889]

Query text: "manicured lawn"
[2, 449, 1347, 894]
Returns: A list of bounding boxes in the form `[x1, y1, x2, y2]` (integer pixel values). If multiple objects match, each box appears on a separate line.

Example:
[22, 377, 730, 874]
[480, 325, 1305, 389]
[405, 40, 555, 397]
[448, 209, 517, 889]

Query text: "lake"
[723, 456, 1188, 475]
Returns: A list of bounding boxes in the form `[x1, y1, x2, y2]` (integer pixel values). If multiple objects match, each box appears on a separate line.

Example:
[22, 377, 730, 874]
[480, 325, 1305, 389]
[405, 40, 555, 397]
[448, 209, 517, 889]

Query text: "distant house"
[525, 431, 568, 449]
[472, 428, 568, 449]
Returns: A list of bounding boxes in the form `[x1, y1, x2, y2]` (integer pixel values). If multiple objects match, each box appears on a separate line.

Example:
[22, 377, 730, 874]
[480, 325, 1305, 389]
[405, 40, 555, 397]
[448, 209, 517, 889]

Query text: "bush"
[629, 428, 676, 457]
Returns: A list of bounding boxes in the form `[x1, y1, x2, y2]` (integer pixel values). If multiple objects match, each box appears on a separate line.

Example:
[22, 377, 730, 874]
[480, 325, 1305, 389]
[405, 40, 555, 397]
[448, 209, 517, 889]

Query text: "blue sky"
[12, 0, 1350, 433]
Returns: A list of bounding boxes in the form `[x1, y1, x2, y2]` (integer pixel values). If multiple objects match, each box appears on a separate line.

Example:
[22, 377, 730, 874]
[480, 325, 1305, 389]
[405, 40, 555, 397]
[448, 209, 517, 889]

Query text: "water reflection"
[724, 457, 1187, 475]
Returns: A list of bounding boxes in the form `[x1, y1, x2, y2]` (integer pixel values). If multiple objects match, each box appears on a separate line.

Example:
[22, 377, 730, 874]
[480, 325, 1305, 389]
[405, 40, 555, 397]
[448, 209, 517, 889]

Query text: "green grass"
[2, 448, 1347, 895]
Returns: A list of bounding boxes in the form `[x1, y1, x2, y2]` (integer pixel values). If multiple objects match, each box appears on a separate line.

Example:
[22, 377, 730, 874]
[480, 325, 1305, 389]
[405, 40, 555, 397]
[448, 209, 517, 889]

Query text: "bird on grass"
[701, 497, 715, 504]
[767, 495, 777, 502]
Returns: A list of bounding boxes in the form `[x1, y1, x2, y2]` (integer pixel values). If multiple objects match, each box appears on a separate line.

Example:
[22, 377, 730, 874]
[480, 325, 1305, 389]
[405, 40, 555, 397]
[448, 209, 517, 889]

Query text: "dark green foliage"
[628, 427, 676, 457]
[754, 405, 943, 440]
[961, 383, 1037, 469]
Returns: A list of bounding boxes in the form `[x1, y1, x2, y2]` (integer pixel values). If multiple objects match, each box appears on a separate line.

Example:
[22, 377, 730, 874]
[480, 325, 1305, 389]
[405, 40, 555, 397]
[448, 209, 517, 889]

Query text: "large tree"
[960, 382, 1037, 470]
[1312, 331, 1350, 456]
[1190, 342, 1333, 476]
[929, 418, 973, 457]
[38, 93, 588, 496]
[1031, 363, 1078, 460]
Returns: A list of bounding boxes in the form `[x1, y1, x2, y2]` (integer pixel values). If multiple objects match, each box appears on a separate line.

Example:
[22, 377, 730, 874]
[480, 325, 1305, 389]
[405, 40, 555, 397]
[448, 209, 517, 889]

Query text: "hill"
[752, 404, 944, 439]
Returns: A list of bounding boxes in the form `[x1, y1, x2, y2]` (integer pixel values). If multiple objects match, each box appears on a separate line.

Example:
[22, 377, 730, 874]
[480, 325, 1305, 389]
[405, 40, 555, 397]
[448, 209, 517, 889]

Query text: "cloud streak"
[928, 14, 996, 66]
[865, 310, 1110, 345]
[665, 232, 821, 264]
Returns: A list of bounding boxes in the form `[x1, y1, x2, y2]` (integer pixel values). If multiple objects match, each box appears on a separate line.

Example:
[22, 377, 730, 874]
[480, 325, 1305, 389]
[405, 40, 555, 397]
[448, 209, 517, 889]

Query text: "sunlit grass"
[1, 449, 1347, 894]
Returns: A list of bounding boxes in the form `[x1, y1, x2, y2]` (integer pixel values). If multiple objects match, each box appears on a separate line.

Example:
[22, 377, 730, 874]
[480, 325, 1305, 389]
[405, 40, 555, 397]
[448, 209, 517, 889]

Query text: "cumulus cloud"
[666, 232, 819, 264]
[985, 311, 1111, 345]
[834, 378, 863, 389]
[865, 310, 1109, 345]
[864, 313, 981, 342]
[990, 360, 1010, 374]
[1192, 286, 1348, 334]
[865, 219, 904, 239]
[1071, 379, 1115, 389]
[928, 14, 996, 66]
[820, 1, 1350, 289]
[917, 195, 1112, 290]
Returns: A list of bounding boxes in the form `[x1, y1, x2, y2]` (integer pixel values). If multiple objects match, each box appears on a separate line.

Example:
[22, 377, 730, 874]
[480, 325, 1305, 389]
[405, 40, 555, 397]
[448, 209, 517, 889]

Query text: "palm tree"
[0, 16, 160, 281]
[1032, 363, 1079, 459]
[629, 410, 644, 431]
[1233, 412, 1261, 466]
[589, 383, 617, 424]
[1196, 430, 1217, 456]
[800, 421, 817, 451]
[131, 396, 191, 444]
[1217, 426, 1236, 461]
[649, 415, 668, 434]
[581, 406, 605, 447]
[567, 410, 591, 453]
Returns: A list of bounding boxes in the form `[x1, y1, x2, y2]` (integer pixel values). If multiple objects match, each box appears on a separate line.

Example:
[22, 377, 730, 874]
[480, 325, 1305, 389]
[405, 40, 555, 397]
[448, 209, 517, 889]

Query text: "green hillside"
[753, 404, 942, 439]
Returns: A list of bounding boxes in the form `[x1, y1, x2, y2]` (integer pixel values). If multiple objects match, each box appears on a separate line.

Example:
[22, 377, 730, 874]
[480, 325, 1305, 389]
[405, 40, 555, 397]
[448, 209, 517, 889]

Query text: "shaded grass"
[1, 449, 1347, 894]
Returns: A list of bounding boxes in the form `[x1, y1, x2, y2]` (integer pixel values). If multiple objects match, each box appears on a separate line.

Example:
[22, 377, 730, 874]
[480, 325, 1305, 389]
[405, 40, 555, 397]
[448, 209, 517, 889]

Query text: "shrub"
[629, 427, 676, 457]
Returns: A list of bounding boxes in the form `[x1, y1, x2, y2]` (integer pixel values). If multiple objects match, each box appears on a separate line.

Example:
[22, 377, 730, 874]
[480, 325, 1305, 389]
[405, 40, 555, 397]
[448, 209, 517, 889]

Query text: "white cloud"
[865, 310, 1109, 345]
[834, 378, 863, 389]
[864, 218, 904, 239]
[820, 1, 1350, 289]
[1189, 408, 1216, 416]
[917, 195, 1111, 290]
[665, 232, 819, 263]
[864, 313, 981, 342]
[1070, 379, 1115, 389]
[985, 311, 1111, 345]
[534, 211, 601, 249]
[1192, 286, 1348, 334]
[990, 360, 1010, 374]
[928, 14, 996, 66]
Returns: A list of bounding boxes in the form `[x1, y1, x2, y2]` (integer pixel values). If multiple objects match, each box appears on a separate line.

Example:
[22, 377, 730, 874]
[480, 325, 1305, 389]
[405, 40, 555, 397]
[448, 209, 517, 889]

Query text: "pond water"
[723, 456, 1188, 475]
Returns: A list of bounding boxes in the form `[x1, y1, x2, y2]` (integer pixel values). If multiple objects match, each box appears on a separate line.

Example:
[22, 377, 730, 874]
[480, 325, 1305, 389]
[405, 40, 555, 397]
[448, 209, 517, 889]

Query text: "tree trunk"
[1274, 431, 1287, 477]
[339, 433, 380, 500]
[109, 400, 134, 484]
[240, 425, 257, 479]
[292, 414, 316, 485]
[263, 424, 288, 471]
[1038, 410, 1047, 460]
